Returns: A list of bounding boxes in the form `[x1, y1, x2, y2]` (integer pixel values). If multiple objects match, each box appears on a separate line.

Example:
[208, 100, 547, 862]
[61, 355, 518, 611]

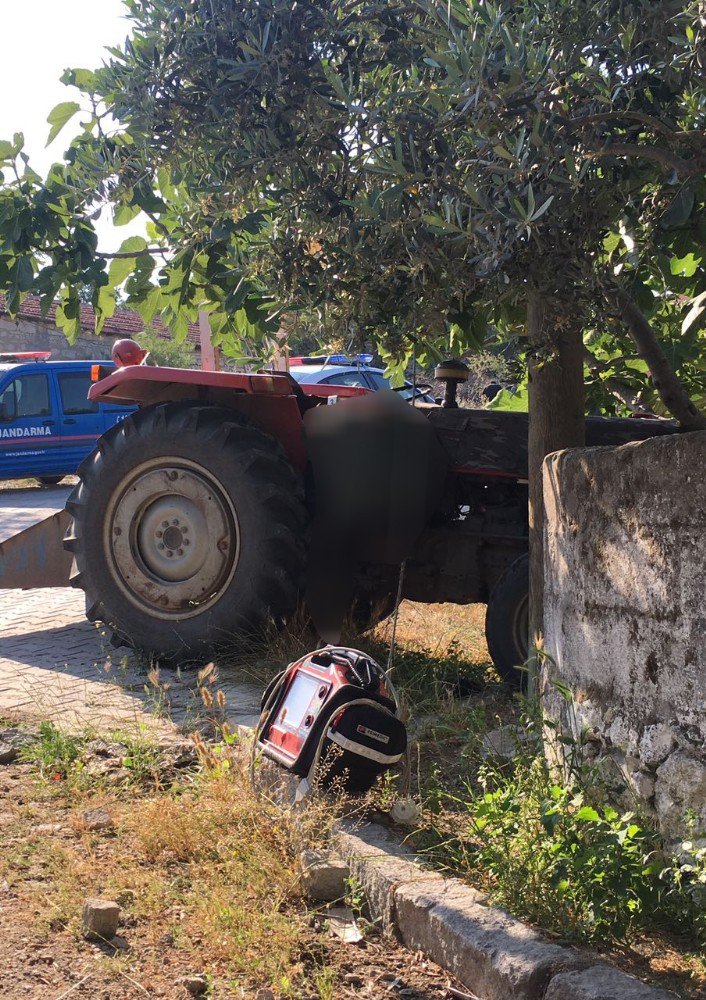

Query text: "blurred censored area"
[304, 391, 448, 641]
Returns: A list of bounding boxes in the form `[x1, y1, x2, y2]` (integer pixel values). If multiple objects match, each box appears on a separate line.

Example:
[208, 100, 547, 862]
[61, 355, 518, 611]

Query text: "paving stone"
[337, 822, 447, 936]
[482, 724, 537, 760]
[397, 878, 581, 1000]
[545, 965, 673, 1000]
[0, 579, 261, 736]
[338, 822, 582, 1000]
[300, 849, 349, 902]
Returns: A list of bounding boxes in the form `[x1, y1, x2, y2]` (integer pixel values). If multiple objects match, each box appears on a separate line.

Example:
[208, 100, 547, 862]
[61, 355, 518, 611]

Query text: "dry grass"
[13, 759, 315, 992]
[374, 600, 490, 665]
[0, 727, 466, 999]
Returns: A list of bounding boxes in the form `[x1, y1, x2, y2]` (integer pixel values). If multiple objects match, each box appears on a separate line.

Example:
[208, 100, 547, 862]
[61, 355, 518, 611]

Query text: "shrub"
[427, 709, 706, 949]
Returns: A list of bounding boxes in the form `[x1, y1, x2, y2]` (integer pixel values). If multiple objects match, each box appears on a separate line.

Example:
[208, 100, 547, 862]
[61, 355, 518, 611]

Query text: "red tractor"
[57, 348, 675, 681]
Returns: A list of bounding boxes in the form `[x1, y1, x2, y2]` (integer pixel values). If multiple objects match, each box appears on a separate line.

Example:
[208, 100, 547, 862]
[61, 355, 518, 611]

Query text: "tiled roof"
[0, 295, 201, 345]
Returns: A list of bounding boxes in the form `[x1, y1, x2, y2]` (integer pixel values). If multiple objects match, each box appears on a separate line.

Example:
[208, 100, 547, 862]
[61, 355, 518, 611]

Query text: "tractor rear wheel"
[65, 403, 307, 660]
[485, 554, 529, 687]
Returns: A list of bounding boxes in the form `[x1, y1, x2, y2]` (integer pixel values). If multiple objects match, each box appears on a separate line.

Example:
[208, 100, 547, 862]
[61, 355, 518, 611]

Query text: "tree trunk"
[608, 285, 706, 430]
[526, 291, 585, 683]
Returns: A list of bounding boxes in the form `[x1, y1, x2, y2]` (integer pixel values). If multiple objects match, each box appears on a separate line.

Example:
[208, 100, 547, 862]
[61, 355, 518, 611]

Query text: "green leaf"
[422, 213, 462, 233]
[55, 303, 81, 343]
[603, 232, 621, 256]
[95, 285, 116, 334]
[527, 183, 535, 218]
[137, 285, 163, 324]
[46, 101, 81, 146]
[682, 291, 706, 335]
[489, 386, 528, 412]
[156, 166, 176, 202]
[72, 68, 98, 91]
[670, 253, 700, 278]
[493, 144, 514, 161]
[109, 236, 149, 287]
[118, 236, 148, 255]
[113, 202, 141, 227]
[661, 188, 695, 230]
[575, 806, 601, 823]
[529, 195, 554, 223]
[16, 257, 34, 293]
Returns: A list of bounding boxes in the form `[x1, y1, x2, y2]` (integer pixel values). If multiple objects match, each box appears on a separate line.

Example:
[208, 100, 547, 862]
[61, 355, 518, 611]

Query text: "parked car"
[0, 353, 136, 484]
[288, 355, 439, 403]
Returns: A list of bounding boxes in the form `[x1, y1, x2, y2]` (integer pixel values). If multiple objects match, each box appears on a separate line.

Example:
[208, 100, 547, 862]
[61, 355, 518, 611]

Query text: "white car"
[289, 355, 438, 403]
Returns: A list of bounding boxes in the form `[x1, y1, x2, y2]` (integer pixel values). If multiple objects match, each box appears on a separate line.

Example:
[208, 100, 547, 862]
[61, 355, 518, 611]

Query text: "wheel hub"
[137, 496, 207, 582]
[107, 461, 239, 618]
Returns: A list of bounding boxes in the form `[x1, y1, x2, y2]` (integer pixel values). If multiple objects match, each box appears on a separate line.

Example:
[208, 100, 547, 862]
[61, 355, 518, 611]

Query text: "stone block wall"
[0, 316, 112, 361]
[543, 430, 706, 837]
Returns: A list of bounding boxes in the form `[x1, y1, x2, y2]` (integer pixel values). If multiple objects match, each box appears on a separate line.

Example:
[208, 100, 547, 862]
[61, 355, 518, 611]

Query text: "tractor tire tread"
[485, 553, 529, 688]
[65, 402, 308, 661]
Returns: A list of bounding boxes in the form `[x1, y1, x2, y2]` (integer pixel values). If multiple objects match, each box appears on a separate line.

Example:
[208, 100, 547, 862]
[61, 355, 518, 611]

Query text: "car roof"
[0, 360, 112, 374]
[290, 363, 384, 381]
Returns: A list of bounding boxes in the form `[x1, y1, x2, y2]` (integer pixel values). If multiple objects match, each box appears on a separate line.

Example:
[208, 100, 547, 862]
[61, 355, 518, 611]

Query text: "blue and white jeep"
[0, 352, 136, 484]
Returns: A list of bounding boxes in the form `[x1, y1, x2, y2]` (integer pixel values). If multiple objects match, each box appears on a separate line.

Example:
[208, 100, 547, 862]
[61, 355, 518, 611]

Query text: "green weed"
[313, 961, 338, 1000]
[420, 703, 706, 951]
[19, 722, 85, 779]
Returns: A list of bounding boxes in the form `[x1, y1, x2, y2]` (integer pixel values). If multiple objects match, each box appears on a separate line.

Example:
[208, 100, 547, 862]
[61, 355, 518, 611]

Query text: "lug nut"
[184, 539, 190, 546]
[172, 519, 179, 526]
[156, 530, 163, 538]
[162, 521, 169, 528]
[166, 551, 173, 558]
[158, 543, 165, 551]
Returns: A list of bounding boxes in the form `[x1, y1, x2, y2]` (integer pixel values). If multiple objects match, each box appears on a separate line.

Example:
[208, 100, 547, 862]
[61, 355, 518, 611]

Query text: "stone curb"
[238, 725, 675, 999]
[335, 822, 675, 1000]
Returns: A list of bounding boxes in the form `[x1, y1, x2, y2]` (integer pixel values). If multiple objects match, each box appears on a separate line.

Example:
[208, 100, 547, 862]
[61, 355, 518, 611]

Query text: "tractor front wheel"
[65, 403, 307, 660]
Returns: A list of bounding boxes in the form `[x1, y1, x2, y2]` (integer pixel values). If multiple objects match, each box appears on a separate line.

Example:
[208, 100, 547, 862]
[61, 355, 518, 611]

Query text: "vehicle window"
[58, 372, 99, 414]
[0, 374, 50, 421]
[320, 370, 369, 388]
[366, 372, 390, 389]
[397, 385, 437, 403]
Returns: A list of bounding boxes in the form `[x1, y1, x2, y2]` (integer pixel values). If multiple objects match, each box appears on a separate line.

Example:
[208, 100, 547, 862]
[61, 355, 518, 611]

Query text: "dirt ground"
[0, 747, 471, 1000]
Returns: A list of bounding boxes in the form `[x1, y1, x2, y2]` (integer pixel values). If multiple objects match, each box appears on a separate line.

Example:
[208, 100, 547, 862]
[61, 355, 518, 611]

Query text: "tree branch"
[582, 346, 645, 413]
[99, 247, 170, 260]
[587, 143, 702, 179]
[604, 283, 706, 430]
[564, 111, 705, 148]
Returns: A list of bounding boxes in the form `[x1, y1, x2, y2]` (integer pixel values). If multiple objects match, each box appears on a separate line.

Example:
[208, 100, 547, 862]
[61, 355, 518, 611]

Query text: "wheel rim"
[105, 458, 239, 620]
[512, 593, 529, 663]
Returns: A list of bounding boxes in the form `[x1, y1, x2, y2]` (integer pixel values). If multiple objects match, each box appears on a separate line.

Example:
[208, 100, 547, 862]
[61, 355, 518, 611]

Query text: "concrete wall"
[0, 316, 112, 360]
[543, 430, 706, 838]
